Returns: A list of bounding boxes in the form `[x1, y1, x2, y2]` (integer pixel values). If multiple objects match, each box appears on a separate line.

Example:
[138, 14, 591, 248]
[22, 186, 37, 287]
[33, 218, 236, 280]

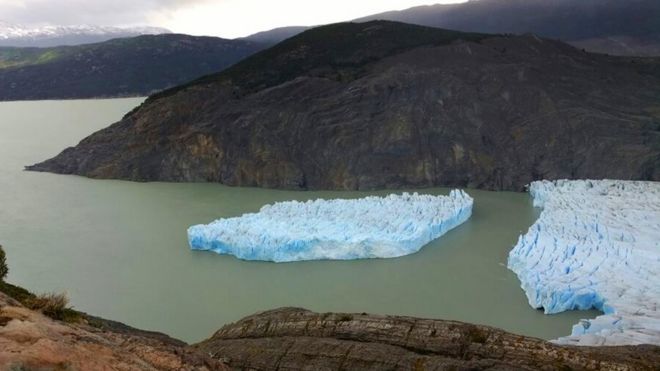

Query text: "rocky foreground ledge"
[197, 308, 660, 370]
[0, 291, 226, 370]
[3, 291, 658, 370]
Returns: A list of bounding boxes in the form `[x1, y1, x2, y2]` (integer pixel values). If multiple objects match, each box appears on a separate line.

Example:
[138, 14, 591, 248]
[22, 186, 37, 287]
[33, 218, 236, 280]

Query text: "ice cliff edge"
[188, 191, 473, 262]
[508, 180, 660, 346]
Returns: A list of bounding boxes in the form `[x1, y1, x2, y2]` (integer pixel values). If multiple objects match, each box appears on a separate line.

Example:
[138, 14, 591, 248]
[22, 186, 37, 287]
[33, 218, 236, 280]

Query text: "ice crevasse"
[508, 180, 660, 346]
[188, 191, 473, 262]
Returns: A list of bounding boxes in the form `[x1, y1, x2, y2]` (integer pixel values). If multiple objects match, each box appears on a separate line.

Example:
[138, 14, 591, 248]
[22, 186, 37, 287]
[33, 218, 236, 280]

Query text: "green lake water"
[0, 98, 598, 343]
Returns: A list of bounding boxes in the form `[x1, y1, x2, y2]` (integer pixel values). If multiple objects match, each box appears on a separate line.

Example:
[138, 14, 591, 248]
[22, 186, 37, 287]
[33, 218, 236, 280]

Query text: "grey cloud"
[0, 0, 212, 26]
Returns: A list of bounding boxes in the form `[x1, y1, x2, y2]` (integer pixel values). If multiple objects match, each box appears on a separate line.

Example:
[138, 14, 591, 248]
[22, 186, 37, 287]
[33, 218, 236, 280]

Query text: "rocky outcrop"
[196, 308, 660, 370]
[2, 295, 659, 370]
[28, 21, 660, 191]
[0, 291, 226, 370]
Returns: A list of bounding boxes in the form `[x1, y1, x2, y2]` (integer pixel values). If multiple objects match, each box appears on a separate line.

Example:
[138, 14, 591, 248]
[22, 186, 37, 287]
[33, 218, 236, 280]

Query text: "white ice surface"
[189, 191, 473, 262]
[508, 180, 660, 345]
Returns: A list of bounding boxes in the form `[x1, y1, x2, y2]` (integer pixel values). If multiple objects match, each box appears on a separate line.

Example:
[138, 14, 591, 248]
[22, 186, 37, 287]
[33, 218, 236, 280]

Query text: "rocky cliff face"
[196, 308, 660, 370]
[28, 21, 660, 191]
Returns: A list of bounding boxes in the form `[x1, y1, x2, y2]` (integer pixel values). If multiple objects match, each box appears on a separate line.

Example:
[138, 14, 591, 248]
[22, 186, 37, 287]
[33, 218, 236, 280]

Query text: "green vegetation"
[0, 245, 7, 280]
[35, 50, 62, 64]
[0, 245, 81, 323]
[24, 292, 80, 322]
[149, 21, 491, 102]
[0, 47, 68, 68]
[0, 36, 181, 69]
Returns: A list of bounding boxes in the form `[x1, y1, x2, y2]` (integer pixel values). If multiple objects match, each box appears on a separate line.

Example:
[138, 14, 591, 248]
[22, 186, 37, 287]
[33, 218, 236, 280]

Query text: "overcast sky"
[0, 0, 467, 38]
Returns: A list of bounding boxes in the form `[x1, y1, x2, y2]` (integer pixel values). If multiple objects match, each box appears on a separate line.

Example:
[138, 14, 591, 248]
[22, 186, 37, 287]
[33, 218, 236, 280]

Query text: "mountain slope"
[28, 21, 660, 191]
[151, 22, 488, 101]
[241, 26, 311, 44]
[0, 34, 267, 100]
[359, 0, 658, 38]
[251, 0, 660, 56]
[358, 0, 660, 56]
[0, 20, 170, 47]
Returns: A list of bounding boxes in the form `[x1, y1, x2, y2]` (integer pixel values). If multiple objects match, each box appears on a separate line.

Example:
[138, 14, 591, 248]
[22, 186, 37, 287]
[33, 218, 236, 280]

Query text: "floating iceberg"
[188, 191, 473, 262]
[508, 180, 660, 346]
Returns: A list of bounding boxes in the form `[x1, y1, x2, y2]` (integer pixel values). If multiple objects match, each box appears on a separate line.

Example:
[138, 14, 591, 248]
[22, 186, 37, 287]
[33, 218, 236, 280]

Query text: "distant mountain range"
[2, 0, 660, 102]
[0, 21, 170, 47]
[29, 21, 660, 191]
[0, 34, 267, 101]
[247, 0, 660, 56]
[5, 1, 660, 55]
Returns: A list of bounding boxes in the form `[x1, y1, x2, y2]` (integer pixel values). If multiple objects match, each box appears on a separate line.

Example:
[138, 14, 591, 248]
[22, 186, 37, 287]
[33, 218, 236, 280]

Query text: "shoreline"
[0, 95, 147, 104]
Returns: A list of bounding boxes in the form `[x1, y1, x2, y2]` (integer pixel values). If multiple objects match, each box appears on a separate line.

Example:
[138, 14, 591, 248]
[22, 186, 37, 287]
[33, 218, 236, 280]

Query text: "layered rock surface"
[28, 21, 660, 191]
[2, 290, 659, 370]
[195, 307, 660, 370]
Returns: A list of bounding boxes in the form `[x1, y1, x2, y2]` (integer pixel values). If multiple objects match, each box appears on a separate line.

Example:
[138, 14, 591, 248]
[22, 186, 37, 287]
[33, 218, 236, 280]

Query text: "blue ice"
[508, 180, 660, 346]
[188, 191, 473, 262]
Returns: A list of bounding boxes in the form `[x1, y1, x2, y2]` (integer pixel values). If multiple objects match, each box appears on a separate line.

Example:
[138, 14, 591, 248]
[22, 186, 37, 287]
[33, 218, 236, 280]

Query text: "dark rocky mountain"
[28, 21, 660, 191]
[0, 34, 267, 101]
[252, 0, 660, 56]
[241, 26, 311, 44]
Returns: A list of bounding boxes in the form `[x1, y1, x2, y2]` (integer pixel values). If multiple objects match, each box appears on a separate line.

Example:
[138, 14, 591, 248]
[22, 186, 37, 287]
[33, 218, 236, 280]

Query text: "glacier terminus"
[508, 180, 660, 346]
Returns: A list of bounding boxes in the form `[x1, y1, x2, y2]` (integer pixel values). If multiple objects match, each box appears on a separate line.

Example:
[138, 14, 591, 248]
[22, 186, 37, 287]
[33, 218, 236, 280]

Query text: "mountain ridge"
[146, 21, 490, 103]
[0, 20, 170, 47]
[249, 0, 660, 56]
[27, 21, 660, 191]
[0, 33, 268, 101]
[241, 26, 311, 44]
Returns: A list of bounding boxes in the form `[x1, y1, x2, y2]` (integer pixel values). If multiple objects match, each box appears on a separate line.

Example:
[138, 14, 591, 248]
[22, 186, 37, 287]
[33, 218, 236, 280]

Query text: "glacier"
[188, 191, 473, 262]
[508, 180, 660, 345]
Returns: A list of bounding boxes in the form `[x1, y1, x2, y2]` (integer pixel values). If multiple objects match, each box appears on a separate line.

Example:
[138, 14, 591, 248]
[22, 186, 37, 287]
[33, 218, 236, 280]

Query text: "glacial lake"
[0, 98, 598, 343]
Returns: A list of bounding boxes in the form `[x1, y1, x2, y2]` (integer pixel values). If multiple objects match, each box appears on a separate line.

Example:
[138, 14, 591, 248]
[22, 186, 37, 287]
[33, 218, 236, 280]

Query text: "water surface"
[0, 98, 597, 342]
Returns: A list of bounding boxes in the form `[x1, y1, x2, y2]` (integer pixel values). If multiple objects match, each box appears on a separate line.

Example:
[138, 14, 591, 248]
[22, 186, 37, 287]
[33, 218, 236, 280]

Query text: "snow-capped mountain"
[0, 21, 170, 47]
